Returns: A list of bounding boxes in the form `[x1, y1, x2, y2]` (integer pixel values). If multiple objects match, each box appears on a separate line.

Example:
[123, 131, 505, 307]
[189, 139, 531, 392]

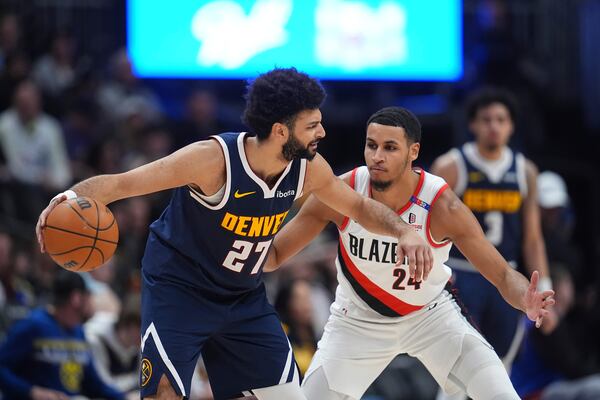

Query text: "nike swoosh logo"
[234, 190, 256, 199]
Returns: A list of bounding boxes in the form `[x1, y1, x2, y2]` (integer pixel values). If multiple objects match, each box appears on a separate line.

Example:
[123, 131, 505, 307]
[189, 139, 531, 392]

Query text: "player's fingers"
[414, 249, 424, 282]
[543, 297, 556, 307]
[529, 270, 539, 290]
[408, 248, 417, 278]
[541, 289, 555, 299]
[395, 245, 406, 267]
[423, 247, 433, 280]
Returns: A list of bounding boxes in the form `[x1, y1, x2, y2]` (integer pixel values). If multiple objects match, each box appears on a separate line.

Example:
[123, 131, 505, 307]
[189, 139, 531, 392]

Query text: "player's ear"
[409, 142, 420, 161]
[271, 122, 289, 141]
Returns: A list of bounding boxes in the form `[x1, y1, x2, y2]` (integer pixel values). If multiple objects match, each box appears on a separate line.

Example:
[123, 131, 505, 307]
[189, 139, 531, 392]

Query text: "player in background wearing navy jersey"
[35, 68, 432, 400]
[264, 107, 554, 400]
[431, 88, 551, 399]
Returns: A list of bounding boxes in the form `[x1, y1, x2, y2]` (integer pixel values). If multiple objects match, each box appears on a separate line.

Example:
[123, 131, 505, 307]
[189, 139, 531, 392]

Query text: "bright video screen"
[127, 0, 462, 81]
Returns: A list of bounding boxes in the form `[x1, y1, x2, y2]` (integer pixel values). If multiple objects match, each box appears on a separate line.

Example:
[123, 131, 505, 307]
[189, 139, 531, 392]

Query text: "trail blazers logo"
[141, 358, 152, 387]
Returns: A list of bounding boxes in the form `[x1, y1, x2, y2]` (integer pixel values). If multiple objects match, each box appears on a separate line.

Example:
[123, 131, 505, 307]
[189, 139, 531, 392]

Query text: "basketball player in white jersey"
[264, 107, 555, 400]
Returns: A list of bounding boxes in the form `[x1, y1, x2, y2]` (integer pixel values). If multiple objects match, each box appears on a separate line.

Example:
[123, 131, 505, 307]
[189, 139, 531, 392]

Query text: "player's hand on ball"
[396, 230, 433, 283]
[36, 192, 69, 253]
[525, 270, 556, 328]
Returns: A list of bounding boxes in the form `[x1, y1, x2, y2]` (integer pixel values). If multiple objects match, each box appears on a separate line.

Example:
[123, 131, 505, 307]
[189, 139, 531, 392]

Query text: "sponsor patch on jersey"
[469, 171, 485, 183]
[410, 196, 430, 210]
[276, 189, 295, 198]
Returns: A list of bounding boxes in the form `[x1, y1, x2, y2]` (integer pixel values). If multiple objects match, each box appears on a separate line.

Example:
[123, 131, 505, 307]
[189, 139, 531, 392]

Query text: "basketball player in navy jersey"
[431, 89, 551, 386]
[264, 107, 554, 400]
[35, 68, 432, 400]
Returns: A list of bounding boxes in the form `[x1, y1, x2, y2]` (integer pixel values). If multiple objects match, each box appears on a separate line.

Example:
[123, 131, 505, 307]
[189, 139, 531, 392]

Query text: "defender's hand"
[525, 270, 556, 328]
[396, 230, 433, 282]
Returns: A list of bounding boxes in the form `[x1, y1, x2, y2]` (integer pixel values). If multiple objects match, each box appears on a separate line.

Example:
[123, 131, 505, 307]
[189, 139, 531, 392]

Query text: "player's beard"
[370, 155, 410, 192]
[282, 131, 316, 161]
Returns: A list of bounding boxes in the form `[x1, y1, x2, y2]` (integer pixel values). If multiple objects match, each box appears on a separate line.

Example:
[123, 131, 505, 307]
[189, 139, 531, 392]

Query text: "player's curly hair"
[466, 87, 518, 122]
[242, 68, 326, 140]
[366, 106, 422, 144]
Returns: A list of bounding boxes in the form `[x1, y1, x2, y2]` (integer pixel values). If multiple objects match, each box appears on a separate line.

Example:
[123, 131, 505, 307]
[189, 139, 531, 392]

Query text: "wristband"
[538, 276, 553, 292]
[63, 190, 78, 199]
[52, 190, 77, 202]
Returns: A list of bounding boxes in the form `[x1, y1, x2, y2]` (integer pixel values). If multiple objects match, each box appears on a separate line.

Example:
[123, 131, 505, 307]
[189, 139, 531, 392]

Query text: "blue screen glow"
[127, 0, 462, 81]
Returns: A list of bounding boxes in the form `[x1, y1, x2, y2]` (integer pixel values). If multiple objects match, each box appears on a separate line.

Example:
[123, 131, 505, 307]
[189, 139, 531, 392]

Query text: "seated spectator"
[32, 31, 77, 99]
[0, 80, 72, 225]
[0, 230, 35, 339]
[85, 300, 141, 395]
[97, 48, 161, 123]
[511, 264, 600, 399]
[537, 171, 583, 281]
[274, 279, 318, 377]
[0, 270, 125, 399]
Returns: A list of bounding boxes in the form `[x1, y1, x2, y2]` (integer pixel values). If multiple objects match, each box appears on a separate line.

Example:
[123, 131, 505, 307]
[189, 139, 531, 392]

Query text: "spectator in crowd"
[275, 279, 318, 377]
[32, 31, 77, 99]
[96, 48, 161, 123]
[0, 270, 125, 399]
[0, 14, 21, 72]
[0, 230, 35, 339]
[511, 264, 600, 399]
[82, 258, 122, 316]
[174, 89, 224, 147]
[0, 80, 72, 224]
[0, 50, 30, 112]
[537, 171, 583, 281]
[85, 301, 141, 395]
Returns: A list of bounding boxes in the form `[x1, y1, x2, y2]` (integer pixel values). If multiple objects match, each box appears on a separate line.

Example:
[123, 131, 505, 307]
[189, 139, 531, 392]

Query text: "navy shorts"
[140, 271, 297, 399]
[452, 269, 522, 357]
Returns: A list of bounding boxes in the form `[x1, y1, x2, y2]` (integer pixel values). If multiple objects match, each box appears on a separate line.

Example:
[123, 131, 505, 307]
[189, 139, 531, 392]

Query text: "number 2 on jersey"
[392, 267, 421, 290]
[222, 239, 272, 274]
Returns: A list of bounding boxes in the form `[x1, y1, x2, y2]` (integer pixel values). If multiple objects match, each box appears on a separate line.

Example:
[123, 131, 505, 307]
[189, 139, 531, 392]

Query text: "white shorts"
[303, 289, 492, 399]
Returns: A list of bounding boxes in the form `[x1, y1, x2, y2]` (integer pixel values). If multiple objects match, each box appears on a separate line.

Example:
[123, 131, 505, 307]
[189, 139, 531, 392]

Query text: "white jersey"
[335, 166, 453, 318]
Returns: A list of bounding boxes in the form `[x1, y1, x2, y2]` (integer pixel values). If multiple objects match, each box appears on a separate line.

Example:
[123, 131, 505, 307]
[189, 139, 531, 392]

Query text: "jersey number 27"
[222, 240, 272, 274]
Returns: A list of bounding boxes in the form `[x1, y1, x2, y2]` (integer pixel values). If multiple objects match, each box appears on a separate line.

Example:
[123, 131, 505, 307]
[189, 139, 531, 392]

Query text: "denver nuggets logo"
[60, 360, 83, 392]
[141, 358, 153, 387]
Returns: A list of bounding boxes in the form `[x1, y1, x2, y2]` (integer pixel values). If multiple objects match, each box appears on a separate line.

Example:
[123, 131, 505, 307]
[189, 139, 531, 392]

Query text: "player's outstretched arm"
[36, 139, 225, 252]
[264, 194, 336, 272]
[522, 159, 552, 288]
[430, 188, 555, 327]
[303, 155, 433, 282]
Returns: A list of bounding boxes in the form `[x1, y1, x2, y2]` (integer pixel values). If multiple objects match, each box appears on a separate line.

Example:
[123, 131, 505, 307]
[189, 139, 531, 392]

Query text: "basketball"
[42, 197, 119, 272]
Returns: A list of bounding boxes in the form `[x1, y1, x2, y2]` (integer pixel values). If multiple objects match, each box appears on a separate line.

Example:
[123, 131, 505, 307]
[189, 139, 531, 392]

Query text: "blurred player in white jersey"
[265, 107, 554, 400]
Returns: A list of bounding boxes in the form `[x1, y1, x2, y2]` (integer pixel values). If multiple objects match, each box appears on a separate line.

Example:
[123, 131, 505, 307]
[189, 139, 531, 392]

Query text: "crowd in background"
[0, 0, 599, 399]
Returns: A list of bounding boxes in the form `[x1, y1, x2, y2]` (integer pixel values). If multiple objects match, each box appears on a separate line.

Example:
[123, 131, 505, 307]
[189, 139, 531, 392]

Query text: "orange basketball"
[42, 197, 119, 272]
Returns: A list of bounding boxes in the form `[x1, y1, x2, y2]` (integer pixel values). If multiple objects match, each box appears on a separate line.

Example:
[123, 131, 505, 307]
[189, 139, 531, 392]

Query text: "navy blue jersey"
[145, 132, 306, 296]
[449, 142, 527, 266]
